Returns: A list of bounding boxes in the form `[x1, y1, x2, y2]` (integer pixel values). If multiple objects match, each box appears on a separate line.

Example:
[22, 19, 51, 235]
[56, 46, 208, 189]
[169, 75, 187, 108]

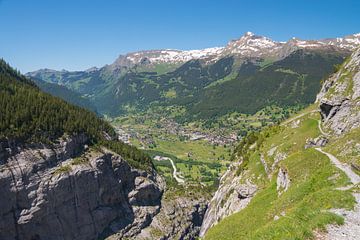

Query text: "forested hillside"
[0, 59, 151, 168]
[33, 78, 97, 112]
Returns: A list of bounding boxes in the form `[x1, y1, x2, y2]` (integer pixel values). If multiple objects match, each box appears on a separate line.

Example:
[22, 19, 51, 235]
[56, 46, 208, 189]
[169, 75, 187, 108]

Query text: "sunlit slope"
[205, 107, 356, 239]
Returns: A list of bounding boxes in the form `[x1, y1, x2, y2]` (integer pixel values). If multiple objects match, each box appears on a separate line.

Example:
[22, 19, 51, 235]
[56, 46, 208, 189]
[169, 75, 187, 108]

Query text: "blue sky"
[0, 0, 359, 73]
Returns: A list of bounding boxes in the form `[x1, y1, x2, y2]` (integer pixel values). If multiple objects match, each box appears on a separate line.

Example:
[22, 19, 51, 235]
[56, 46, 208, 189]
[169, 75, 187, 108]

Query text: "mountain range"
[28, 32, 360, 121]
[109, 32, 360, 66]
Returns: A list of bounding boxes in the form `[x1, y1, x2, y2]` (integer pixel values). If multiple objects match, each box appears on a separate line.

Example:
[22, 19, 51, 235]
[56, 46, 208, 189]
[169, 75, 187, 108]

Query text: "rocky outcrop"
[0, 135, 163, 240]
[317, 48, 360, 134]
[199, 163, 257, 237]
[305, 136, 329, 149]
[276, 168, 290, 195]
[133, 194, 207, 240]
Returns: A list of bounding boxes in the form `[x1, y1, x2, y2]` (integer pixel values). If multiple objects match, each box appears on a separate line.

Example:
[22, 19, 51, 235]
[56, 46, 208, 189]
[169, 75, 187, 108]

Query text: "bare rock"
[0, 135, 163, 240]
[135, 194, 208, 240]
[276, 168, 290, 194]
[199, 163, 257, 237]
[317, 48, 360, 134]
[305, 136, 329, 149]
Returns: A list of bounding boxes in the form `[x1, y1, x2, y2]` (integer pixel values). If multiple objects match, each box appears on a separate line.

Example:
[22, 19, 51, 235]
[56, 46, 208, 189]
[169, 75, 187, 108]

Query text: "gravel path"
[317, 120, 329, 137]
[315, 148, 360, 185]
[281, 110, 318, 126]
[314, 147, 360, 240]
[324, 193, 360, 240]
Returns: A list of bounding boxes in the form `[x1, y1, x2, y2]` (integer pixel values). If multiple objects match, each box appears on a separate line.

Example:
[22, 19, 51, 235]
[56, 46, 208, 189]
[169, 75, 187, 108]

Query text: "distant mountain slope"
[32, 78, 97, 112]
[186, 49, 346, 119]
[27, 33, 359, 119]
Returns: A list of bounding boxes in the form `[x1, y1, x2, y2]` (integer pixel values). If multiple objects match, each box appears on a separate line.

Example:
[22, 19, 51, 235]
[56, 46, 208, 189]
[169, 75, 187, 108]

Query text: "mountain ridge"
[27, 32, 360, 73]
[96, 32, 360, 67]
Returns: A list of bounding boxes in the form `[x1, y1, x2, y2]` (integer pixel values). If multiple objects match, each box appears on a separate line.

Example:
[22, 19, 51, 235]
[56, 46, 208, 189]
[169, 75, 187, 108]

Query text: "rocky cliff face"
[0, 135, 164, 240]
[316, 48, 360, 134]
[127, 194, 207, 240]
[199, 163, 257, 237]
[0, 135, 209, 240]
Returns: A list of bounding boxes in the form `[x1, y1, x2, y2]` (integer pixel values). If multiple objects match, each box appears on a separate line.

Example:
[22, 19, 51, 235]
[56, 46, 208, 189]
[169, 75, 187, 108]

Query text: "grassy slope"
[205, 106, 356, 239]
[324, 128, 360, 169]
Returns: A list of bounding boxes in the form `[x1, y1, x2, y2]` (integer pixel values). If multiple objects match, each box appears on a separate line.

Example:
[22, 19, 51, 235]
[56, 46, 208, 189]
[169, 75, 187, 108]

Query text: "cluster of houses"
[159, 118, 238, 145]
[115, 116, 238, 148]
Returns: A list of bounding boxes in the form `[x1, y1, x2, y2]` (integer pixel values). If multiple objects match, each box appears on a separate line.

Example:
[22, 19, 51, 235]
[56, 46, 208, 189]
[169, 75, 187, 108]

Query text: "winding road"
[154, 156, 185, 183]
[168, 158, 185, 183]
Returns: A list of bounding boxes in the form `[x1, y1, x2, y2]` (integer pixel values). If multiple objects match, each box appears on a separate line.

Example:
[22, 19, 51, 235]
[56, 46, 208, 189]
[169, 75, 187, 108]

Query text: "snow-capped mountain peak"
[244, 31, 255, 37]
[225, 32, 280, 56]
[111, 32, 360, 67]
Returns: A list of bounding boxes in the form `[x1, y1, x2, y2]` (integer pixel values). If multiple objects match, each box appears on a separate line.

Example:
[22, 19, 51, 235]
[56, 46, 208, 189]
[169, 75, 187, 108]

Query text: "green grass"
[204, 71, 238, 88]
[324, 58, 354, 99]
[154, 139, 228, 162]
[149, 149, 226, 186]
[261, 109, 321, 168]
[259, 58, 276, 68]
[205, 148, 355, 240]
[324, 127, 360, 167]
[54, 165, 72, 175]
[71, 157, 88, 165]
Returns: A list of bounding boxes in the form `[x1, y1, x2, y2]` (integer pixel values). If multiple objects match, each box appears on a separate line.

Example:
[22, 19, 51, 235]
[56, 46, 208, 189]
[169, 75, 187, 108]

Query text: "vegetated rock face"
[317, 48, 360, 134]
[199, 163, 257, 237]
[0, 135, 164, 240]
[132, 194, 208, 240]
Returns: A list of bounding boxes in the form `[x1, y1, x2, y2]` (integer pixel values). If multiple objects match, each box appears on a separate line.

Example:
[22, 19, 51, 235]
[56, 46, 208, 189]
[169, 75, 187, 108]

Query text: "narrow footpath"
[314, 121, 360, 240]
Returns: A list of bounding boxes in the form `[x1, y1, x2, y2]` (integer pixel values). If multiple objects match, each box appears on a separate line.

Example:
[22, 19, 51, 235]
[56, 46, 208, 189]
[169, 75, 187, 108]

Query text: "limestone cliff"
[199, 163, 257, 237]
[316, 48, 360, 134]
[0, 135, 163, 240]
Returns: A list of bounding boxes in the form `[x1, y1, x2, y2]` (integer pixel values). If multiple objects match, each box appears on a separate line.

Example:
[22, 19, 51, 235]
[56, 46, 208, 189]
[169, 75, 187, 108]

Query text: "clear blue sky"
[0, 0, 359, 73]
